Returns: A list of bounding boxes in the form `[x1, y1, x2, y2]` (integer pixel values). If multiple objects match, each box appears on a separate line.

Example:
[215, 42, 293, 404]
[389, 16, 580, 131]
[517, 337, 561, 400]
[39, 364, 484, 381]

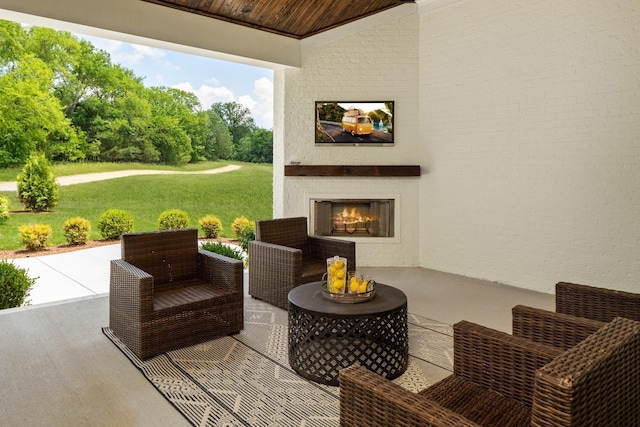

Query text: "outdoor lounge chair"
[248, 216, 356, 310]
[340, 316, 640, 427]
[109, 228, 244, 359]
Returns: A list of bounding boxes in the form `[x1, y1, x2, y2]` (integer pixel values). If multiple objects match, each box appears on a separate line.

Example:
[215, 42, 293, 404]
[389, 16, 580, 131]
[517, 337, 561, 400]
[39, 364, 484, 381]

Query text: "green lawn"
[0, 162, 272, 250]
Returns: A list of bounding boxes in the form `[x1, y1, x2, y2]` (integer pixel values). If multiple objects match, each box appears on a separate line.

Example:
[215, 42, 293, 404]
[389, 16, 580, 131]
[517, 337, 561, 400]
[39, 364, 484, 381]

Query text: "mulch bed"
[0, 237, 239, 259]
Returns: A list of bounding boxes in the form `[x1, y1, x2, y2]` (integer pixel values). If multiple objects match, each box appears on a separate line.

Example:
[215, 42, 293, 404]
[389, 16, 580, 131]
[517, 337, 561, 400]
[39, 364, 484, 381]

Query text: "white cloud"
[172, 82, 235, 109]
[252, 77, 274, 129]
[87, 38, 123, 55]
[115, 44, 167, 65]
[173, 77, 273, 128]
[206, 76, 220, 85]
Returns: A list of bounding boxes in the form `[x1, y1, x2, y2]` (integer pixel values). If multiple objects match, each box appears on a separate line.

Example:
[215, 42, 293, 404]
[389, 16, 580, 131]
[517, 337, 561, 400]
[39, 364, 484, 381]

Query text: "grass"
[0, 162, 272, 250]
[0, 161, 229, 182]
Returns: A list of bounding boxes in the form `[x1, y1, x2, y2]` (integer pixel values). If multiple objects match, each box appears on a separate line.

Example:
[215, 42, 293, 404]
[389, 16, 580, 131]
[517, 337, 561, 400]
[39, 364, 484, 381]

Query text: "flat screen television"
[315, 101, 394, 146]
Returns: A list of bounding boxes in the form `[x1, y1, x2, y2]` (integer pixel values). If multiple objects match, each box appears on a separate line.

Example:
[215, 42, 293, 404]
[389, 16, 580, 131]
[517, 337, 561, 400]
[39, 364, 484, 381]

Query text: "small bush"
[157, 209, 190, 230]
[231, 216, 254, 239]
[199, 215, 223, 238]
[231, 216, 255, 252]
[0, 195, 10, 223]
[16, 152, 59, 212]
[63, 217, 91, 245]
[0, 259, 37, 309]
[200, 241, 244, 261]
[98, 209, 134, 240]
[19, 224, 52, 250]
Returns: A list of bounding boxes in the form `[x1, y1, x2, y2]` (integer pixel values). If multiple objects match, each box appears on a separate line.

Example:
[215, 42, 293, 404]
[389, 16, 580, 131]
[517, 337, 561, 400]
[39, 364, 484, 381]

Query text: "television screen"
[315, 101, 394, 146]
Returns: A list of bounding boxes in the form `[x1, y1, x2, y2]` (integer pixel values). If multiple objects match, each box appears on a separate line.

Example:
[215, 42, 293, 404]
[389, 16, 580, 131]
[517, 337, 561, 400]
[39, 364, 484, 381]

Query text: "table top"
[288, 282, 407, 317]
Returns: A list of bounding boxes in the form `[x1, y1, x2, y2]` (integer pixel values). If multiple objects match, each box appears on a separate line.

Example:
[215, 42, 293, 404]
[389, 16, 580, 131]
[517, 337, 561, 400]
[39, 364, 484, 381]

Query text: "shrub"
[0, 259, 37, 309]
[200, 241, 244, 261]
[231, 216, 254, 239]
[98, 209, 134, 240]
[231, 216, 255, 252]
[199, 215, 223, 238]
[19, 224, 52, 250]
[16, 152, 59, 212]
[0, 195, 10, 223]
[63, 217, 91, 245]
[157, 209, 190, 230]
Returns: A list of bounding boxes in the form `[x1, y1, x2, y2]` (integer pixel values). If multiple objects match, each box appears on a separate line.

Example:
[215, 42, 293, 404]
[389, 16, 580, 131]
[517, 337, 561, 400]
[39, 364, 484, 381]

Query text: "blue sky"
[78, 35, 275, 129]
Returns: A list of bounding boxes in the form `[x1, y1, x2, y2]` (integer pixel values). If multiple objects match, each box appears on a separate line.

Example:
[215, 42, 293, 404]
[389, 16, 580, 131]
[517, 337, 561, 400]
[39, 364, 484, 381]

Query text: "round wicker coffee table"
[288, 282, 408, 386]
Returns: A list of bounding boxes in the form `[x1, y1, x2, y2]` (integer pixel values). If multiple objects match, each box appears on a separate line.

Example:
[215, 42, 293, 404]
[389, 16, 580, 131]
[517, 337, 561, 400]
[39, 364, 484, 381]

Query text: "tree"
[202, 110, 234, 160]
[0, 54, 84, 166]
[210, 101, 257, 150]
[146, 87, 201, 165]
[0, 20, 26, 71]
[235, 129, 273, 163]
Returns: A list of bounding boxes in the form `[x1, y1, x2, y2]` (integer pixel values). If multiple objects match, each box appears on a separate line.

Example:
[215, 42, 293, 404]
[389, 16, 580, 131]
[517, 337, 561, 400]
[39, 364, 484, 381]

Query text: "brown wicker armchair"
[109, 228, 244, 360]
[340, 316, 640, 427]
[555, 281, 640, 322]
[248, 217, 356, 310]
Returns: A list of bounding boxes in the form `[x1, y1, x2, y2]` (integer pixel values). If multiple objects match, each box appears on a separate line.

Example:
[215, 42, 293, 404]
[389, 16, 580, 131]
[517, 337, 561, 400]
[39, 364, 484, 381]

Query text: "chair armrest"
[308, 235, 356, 270]
[198, 250, 244, 293]
[109, 259, 154, 320]
[453, 320, 563, 407]
[248, 240, 302, 282]
[512, 305, 605, 350]
[532, 317, 640, 426]
[340, 365, 482, 427]
[556, 281, 640, 322]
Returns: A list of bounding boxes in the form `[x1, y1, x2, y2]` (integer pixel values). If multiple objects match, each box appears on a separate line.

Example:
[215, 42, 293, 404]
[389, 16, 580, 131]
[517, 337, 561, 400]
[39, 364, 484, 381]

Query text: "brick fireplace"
[280, 165, 420, 266]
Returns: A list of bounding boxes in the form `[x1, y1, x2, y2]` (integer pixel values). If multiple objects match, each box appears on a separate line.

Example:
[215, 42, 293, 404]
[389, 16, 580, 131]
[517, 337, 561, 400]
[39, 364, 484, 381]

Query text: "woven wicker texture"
[248, 217, 356, 310]
[555, 281, 640, 323]
[109, 228, 244, 359]
[531, 316, 640, 426]
[512, 305, 606, 350]
[341, 316, 640, 426]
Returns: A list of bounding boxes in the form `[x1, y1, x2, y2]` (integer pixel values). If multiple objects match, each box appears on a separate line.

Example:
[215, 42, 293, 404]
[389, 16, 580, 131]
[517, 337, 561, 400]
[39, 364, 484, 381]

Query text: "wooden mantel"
[284, 165, 421, 177]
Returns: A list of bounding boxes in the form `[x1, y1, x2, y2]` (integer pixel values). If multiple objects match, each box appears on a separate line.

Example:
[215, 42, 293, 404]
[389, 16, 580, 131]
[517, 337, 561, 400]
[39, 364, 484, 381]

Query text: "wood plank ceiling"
[140, 0, 415, 39]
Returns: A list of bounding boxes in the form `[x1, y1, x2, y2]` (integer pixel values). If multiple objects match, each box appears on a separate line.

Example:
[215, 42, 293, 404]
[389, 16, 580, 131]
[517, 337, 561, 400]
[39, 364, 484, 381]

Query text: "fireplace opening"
[311, 199, 394, 237]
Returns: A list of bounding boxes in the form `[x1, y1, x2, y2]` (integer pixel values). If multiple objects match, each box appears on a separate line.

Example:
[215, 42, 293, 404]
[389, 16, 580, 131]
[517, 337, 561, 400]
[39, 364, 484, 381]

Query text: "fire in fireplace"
[311, 199, 394, 237]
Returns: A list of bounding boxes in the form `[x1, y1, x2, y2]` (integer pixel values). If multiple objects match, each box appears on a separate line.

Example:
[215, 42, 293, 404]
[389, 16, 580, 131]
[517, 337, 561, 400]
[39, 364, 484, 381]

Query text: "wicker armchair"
[109, 228, 244, 359]
[555, 281, 640, 322]
[248, 217, 356, 310]
[340, 317, 640, 427]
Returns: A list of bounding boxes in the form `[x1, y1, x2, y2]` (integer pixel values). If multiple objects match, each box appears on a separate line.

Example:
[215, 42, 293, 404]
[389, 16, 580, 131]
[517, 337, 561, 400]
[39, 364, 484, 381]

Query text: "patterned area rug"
[103, 298, 453, 426]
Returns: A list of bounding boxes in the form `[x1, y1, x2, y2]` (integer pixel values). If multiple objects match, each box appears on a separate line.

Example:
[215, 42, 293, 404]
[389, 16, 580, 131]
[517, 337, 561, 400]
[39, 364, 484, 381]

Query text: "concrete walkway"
[0, 164, 241, 192]
[9, 244, 122, 306]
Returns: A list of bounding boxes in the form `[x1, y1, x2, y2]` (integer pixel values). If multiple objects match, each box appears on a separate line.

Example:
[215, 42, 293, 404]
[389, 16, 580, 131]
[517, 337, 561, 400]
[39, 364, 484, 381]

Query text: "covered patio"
[0, 0, 636, 424]
[0, 247, 553, 425]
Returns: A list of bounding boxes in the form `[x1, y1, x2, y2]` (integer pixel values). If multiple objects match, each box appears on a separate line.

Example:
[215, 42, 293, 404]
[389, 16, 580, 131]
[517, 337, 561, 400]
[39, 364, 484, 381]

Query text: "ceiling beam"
[0, 0, 301, 69]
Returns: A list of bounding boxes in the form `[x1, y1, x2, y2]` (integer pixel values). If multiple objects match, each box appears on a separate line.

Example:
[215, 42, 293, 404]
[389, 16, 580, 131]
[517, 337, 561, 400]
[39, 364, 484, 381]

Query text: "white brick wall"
[418, 0, 640, 293]
[275, 14, 422, 267]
